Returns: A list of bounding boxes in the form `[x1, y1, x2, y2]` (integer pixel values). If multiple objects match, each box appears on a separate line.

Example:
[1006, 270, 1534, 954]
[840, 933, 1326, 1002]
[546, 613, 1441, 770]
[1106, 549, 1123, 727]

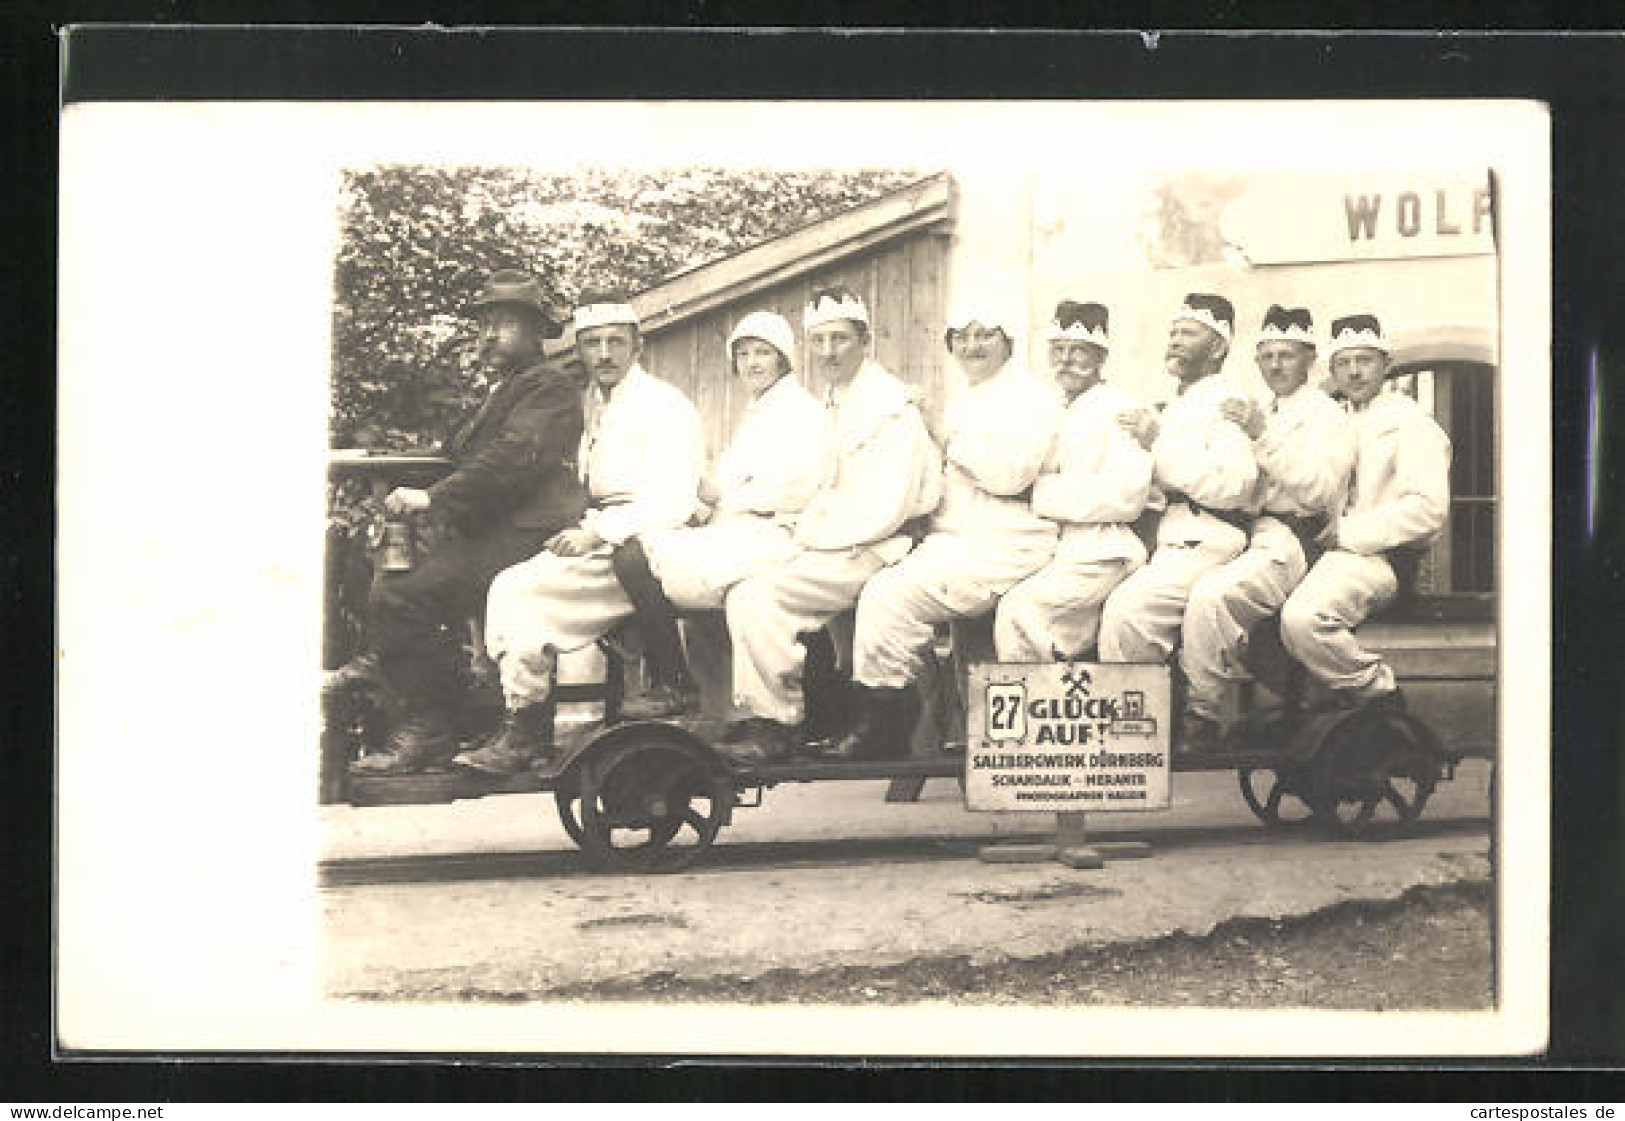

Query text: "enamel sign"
[965, 662, 1172, 813]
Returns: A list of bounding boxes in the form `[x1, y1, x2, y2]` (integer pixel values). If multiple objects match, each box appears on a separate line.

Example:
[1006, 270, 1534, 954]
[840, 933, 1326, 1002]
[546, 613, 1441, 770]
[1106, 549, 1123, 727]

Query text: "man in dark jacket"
[331, 269, 587, 775]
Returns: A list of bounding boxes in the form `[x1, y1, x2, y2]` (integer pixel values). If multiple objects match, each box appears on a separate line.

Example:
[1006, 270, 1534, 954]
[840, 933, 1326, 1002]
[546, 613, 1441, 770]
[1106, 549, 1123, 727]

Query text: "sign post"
[966, 661, 1172, 868]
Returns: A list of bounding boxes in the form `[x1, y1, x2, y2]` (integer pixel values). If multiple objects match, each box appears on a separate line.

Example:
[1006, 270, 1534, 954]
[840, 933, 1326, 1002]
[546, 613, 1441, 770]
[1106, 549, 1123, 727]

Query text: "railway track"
[318, 814, 1492, 888]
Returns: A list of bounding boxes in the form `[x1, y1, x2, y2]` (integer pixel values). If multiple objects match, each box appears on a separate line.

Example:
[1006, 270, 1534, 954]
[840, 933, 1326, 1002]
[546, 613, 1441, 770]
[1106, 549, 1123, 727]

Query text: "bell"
[379, 519, 416, 572]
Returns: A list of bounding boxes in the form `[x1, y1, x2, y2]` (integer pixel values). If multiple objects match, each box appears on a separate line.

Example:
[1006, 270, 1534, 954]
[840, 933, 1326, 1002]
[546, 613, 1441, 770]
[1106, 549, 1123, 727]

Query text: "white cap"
[945, 291, 1025, 337]
[726, 310, 796, 368]
[1326, 314, 1391, 359]
[573, 301, 639, 332]
[804, 291, 869, 330]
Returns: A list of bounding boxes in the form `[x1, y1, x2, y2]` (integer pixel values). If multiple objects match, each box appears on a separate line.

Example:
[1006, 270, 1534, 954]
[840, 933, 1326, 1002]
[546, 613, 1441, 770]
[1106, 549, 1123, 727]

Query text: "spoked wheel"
[1308, 709, 1441, 838]
[577, 736, 730, 873]
[1237, 765, 1319, 827]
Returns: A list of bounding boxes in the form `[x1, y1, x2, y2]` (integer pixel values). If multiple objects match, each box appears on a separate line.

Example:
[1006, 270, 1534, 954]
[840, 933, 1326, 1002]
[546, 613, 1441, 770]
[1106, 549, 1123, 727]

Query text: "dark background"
[9, 17, 1625, 1100]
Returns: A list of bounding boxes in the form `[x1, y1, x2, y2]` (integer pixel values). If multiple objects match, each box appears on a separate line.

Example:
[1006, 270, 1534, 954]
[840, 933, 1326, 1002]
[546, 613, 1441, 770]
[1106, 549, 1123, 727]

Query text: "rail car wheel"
[1308, 709, 1441, 839]
[553, 785, 586, 847]
[576, 734, 730, 873]
[1237, 765, 1319, 828]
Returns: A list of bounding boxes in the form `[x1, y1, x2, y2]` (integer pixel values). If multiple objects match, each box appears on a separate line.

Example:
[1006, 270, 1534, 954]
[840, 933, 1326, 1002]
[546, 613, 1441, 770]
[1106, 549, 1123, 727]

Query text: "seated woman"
[613, 310, 835, 719]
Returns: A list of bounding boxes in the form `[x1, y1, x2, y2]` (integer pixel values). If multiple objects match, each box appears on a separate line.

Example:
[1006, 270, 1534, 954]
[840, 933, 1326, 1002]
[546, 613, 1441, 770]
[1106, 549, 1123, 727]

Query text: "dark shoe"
[822, 686, 917, 762]
[1326, 685, 1406, 714]
[1175, 713, 1227, 761]
[719, 718, 798, 766]
[322, 652, 382, 699]
[619, 681, 701, 721]
[1356, 688, 1406, 715]
[719, 720, 754, 743]
[451, 702, 557, 776]
[349, 709, 458, 776]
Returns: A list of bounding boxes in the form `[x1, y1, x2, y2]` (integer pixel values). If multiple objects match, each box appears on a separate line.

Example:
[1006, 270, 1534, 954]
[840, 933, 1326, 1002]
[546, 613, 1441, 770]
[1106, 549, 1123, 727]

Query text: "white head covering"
[804, 291, 869, 330]
[726, 310, 796, 368]
[573, 300, 639, 332]
[1326, 314, 1391, 359]
[945, 290, 1025, 339]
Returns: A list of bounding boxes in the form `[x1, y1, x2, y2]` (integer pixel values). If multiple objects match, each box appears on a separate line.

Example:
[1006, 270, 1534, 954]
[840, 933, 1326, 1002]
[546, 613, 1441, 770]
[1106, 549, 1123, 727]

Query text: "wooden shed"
[546, 173, 955, 461]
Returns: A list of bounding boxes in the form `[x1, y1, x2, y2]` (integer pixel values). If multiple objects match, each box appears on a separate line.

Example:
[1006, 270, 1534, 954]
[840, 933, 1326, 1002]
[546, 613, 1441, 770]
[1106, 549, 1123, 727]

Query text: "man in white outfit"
[1178, 305, 1358, 751]
[829, 295, 1064, 761]
[455, 291, 706, 774]
[612, 310, 834, 719]
[1280, 314, 1452, 709]
[722, 286, 942, 765]
[995, 300, 1154, 663]
[1097, 293, 1261, 698]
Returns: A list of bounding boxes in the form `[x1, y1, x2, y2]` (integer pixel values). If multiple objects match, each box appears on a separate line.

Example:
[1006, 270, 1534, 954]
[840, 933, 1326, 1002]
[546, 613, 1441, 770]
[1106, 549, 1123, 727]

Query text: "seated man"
[832, 294, 1064, 761]
[335, 269, 587, 776]
[721, 286, 942, 765]
[1098, 294, 1261, 691]
[611, 309, 834, 719]
[454, 292, 705, 775]
[995, 300, 1154, 663]
[1179, 306, 1357, 750]
[1279, 314, 1451, 710]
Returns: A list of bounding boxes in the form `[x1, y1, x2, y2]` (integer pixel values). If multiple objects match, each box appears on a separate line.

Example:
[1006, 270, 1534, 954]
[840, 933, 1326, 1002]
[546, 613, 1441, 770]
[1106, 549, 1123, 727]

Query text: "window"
[1392, 361, 1496, 599]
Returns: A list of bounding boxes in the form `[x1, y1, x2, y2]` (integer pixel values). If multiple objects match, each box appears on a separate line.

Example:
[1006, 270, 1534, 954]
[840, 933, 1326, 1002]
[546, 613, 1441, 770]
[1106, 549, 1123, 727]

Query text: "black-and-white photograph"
[56, 98, 1549, 1056]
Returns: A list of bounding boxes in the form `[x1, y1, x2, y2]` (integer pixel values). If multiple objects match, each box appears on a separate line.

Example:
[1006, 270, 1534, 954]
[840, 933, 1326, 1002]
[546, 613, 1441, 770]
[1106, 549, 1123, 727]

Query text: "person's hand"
[697, 473, 722, 506]
[384, 487, 431, 516]
[1117, 407, 1158, 450]
[547, 527, 602, 557]
[1220, 398, 1266, 440]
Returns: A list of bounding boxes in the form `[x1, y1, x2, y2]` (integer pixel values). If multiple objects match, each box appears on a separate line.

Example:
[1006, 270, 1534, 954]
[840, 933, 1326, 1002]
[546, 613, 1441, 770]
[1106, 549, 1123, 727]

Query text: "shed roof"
[547, 172, 954, 356]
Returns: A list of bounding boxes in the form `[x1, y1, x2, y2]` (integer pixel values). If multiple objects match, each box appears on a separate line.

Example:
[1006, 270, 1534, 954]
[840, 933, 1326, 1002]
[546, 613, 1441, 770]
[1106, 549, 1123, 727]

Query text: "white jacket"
[931, 361, 1062, 542]
[1031, 379, 1154, 561]
[794, 360, 942, 561]
[578, 364, 705, 546]
[1254, 383, 1357, 518]
[1338, 389, 1452, 556]
[1151, 372, 1260, 546]
[714, 373, 833, 522]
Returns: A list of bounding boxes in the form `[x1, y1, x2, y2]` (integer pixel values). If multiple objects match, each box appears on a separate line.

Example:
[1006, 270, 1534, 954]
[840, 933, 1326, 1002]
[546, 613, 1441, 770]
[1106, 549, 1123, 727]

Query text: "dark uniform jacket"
[427, 358, 588, 538]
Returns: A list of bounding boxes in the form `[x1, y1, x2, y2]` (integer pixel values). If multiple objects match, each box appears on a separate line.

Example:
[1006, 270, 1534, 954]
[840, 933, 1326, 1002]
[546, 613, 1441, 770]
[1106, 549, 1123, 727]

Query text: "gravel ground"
[538, 880, 1492, 1009]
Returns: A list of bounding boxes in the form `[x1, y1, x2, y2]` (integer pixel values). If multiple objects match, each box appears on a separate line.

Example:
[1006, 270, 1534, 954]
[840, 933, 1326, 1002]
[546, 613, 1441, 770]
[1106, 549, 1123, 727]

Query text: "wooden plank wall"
[637, 231, 949, 463]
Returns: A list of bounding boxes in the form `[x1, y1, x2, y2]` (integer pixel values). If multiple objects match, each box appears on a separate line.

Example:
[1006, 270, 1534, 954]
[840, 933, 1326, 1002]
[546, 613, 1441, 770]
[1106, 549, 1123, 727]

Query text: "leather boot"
[1176, 712, 1227, 761]
[718, 717, 798, 767]
[822, 686, 918, 762]
[322, 651, 382, 700]
[612, 538, 700, 720]
[620, 681, 702, 721]
[349, 706, 459, 776]
[451, 701, 557, 776]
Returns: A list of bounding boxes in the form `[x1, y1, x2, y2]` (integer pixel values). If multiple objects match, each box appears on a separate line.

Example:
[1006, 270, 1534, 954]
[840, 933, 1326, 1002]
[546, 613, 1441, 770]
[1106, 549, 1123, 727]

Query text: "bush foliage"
[331, 164, 924, 451]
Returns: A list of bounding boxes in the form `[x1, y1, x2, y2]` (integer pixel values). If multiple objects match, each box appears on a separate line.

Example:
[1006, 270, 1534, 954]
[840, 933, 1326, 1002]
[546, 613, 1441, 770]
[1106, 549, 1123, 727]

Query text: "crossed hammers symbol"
[1060, 662, 1093, 699]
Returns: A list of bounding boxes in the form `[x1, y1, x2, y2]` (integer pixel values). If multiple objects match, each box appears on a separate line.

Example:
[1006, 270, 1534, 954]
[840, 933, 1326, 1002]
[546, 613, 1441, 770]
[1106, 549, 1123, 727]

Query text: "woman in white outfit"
[614, 310, 835, 719]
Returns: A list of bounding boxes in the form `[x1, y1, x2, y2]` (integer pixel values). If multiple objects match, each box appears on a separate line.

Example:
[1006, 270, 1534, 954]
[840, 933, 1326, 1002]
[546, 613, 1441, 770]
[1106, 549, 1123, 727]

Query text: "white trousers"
[484, 550, 633, 706]
[1280, 549, 1398, 695]
[725, 546, 889, 725]
[853, 532, 1056, 689]
[994, 547, 1143, 663]
[1097, 537, 1246, 664]
[642, 515, 797, 610]
[1179, 517, 1309, 720]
